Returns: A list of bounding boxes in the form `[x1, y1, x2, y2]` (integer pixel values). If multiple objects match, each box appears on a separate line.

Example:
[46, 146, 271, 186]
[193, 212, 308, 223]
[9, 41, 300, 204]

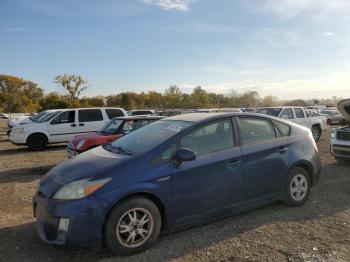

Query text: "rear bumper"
[33, 194, 110, 248]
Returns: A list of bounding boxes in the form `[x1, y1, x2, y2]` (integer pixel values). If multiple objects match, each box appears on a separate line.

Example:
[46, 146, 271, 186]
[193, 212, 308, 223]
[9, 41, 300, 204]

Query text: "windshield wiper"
[115, 146, 133, 156]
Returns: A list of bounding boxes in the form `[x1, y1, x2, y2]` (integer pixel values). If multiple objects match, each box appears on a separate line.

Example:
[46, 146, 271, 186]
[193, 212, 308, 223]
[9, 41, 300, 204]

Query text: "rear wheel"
[104, 197, 161, 255]
[311, 125, 321, 142]
[27, 134, 47, 151]
[283, 167, 310, 206]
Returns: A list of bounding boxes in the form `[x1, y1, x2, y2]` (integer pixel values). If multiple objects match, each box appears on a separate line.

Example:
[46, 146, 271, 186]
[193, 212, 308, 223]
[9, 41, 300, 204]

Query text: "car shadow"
[0, 161, 349, 261]
[0, 144, 67, 156]
[0, 165, 55, 184]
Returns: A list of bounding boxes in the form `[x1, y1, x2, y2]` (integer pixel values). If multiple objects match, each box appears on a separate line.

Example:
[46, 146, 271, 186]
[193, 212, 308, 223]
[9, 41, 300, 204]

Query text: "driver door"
[48, 110, 77, 142]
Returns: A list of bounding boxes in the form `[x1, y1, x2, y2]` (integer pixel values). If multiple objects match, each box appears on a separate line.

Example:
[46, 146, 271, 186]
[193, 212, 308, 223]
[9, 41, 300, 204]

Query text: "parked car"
[216, 108, 242, 113]
[330, 99, 350, 160]
[256, 106, 327, 142]
[128, 110, 155, 116]
[33, 112, 321, 255]
[10, 107, 127, 151]
[319, 109, 344, 125]
[0, 113, 8, 119]
[67, 116, 163, 158]
[155, 110, 182, 117]
[6, 110, 58, 136]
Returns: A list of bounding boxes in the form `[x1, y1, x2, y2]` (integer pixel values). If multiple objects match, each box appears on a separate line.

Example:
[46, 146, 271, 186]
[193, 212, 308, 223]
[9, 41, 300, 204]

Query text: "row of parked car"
[3, 100, 349, 255]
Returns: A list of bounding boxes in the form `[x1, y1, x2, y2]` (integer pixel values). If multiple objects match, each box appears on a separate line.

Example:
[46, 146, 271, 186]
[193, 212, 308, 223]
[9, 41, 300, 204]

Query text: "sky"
[1, 0, 350, 100]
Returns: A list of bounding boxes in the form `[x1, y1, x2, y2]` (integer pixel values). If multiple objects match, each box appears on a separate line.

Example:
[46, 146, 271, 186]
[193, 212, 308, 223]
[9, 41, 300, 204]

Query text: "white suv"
[10, 107, 127, 150]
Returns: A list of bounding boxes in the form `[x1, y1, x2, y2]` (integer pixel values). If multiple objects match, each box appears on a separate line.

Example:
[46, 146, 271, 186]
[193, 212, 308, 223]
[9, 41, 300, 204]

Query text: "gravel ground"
[0, 119, 349, 262]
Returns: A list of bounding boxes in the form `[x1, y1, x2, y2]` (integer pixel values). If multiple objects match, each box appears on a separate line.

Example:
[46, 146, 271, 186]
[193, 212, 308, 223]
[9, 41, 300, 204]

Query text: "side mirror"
[171, 148, 196, 167]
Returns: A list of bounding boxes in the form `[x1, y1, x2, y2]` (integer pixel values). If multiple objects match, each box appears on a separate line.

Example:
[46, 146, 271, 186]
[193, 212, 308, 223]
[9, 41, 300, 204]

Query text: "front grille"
[336, 131, 350, 141]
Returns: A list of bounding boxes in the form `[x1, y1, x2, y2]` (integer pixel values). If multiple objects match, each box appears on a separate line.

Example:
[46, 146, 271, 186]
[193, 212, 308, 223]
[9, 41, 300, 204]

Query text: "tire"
[27, 134, 47, 151]
[104, 197, 162, 256]
[283, 167, 311, 206]
[311, 125, 321, 142]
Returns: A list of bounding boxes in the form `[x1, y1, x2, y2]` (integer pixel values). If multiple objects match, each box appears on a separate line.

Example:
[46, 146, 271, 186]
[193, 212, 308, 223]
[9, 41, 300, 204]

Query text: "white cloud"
[260, 0, 350, 19]
[142, 0, 193, 11]
[324, 32, 334, 37]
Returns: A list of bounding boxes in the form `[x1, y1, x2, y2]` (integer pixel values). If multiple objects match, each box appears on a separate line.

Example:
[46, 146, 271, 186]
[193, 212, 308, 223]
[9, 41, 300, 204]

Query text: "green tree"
[191, 86, 210, 108]
[39, 92, 69, 110]
[54, 74, 88, 101]
[0, 74, 43, 112]
[164, 85, 183, 108]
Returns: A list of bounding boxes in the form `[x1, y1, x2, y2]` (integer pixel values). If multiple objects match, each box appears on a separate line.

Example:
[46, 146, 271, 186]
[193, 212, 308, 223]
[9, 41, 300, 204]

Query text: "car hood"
[337, 99, 350, 120]
[39, 146, 131, 197]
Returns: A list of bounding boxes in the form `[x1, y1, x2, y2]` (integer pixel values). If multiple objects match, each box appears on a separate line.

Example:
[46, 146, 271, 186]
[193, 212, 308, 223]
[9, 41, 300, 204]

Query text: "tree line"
[0, 74, 339, 113]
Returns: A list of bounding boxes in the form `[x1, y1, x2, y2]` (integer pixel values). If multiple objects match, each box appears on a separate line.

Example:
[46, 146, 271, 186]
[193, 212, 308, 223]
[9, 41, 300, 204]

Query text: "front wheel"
[311, 125, 321, 142]
[27, 134, 47, 151]
[283, 167, 311, 206]
[104, 197, 161, 256]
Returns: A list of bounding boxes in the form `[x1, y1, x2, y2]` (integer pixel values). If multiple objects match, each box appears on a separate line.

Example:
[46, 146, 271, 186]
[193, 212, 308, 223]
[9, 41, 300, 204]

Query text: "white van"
[10, 107, 127, 150]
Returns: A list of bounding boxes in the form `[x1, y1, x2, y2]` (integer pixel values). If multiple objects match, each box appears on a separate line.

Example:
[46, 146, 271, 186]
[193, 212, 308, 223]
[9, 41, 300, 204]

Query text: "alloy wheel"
[290, 174, 308, 202]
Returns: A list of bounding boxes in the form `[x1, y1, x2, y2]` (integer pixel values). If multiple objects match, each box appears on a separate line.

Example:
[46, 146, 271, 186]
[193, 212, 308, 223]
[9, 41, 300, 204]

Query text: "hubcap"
[290, 174, 308, 201]
[312, 128, 319, 141]
[116, 208, 153, 248]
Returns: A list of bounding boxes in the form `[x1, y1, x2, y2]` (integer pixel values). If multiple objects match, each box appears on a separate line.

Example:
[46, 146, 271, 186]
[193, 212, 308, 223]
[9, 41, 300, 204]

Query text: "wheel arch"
[289, 160, 315, 186]
[26, 132, 49, 145]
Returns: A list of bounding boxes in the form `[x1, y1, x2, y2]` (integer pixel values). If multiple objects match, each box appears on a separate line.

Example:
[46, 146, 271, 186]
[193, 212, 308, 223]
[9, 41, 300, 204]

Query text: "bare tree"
[54, 74, 88, 100]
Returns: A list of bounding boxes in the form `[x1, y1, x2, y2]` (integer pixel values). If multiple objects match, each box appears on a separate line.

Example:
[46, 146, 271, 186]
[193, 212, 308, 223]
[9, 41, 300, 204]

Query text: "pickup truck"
[256, 106, 327, 142]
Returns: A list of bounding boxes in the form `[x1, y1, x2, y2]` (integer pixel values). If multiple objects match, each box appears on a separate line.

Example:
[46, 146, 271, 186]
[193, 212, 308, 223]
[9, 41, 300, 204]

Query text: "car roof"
[112, 115, 164, 120]
[162, 112, 248, 123]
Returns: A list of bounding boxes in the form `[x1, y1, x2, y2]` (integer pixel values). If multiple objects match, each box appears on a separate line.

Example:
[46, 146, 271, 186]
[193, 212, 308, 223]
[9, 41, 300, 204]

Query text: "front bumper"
[10, 132, 28, 145]
[66, 144, 80, 158]
[33, 193, 110, 248]
[330, 139, 350, 159]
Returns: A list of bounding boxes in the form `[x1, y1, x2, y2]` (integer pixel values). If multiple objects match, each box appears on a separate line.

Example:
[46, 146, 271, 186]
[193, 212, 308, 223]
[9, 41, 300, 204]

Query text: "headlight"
[14, 128, 24, 133]
[76, 139, 86, 150]
[53, 178, 111, 200]
[331, 129, 336, 139]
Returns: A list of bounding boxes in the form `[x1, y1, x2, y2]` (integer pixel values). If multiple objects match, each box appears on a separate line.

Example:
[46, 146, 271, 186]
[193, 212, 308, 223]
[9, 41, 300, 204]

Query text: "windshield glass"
[100, 119, 124, 134]
[30, 111, 48, 122]
[38, 111, 61, 123]
[107, 120, 192, 155]
[256, 108, 282, 117]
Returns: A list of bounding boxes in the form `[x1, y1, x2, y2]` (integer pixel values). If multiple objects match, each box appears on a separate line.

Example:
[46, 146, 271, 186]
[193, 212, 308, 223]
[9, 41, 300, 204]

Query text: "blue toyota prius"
[33, 113, 322, 255]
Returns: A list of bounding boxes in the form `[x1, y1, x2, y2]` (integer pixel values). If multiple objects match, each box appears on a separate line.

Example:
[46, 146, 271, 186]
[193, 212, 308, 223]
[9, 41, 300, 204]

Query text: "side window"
[79, 109, 103, 122]
[150, 143, 178, 165]
[280, 108, 294, 119]
[273, 120, 291, 136]
[238, 117, 276, 145]
[106, 109, 124, 119]
[294, 108, 305, 118]
[181, 119, 234, 156]
[51, 111, 75, 125]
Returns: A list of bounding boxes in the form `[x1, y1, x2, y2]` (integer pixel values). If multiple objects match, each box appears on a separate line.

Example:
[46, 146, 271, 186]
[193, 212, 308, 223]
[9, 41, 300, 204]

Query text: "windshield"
[100, 119, 124, 134]
[321, 110, 339, 116]
[38, 111, 61, 123]
[30, 111, 48, 122]
[256, 108, 282, 117]
[107, 120, 192, 155]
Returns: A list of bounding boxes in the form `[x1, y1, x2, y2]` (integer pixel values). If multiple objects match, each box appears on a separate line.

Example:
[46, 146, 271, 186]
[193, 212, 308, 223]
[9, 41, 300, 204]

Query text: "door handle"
[227, 159, 241, 169]
[71, 124, 76, 127]
[79, 123, 85, 127]
[277, 146, 288, 153]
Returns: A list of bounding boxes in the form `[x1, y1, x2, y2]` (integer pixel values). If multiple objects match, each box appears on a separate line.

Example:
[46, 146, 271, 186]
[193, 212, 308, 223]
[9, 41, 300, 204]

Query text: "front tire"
[283, 167, 311, 206]
[104, 197, 161, 256]
[27, 134, 47, 151]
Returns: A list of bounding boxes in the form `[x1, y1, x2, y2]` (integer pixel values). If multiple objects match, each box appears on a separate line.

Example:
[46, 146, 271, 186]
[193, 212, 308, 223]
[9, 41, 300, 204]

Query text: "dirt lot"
[0, 119, 349, 262]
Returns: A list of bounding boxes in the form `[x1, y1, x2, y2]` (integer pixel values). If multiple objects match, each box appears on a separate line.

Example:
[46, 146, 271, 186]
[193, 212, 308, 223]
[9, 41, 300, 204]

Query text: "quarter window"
[280, 109, 294, 119]
[273, 120, 291, 136]
[294, 108, 305, 118]
[181, 119, 234, 156]
[78, 109, 103, 122]
[238, 117, 276, 145]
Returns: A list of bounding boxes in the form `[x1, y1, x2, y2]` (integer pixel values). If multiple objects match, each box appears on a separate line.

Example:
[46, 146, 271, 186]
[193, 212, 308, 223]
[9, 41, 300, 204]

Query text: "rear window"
[79, 109, 103, 122]
[273, 120, 291, 136]
[106, 109, 124, 119]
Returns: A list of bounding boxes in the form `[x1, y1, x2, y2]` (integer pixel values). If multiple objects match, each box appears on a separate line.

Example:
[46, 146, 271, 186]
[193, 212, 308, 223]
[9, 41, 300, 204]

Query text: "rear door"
[77, 109, 105, 133]
[237, 116, 290, 200]
[293, 108, 307, 127]
[48, 110, 77, 142]
[172, 118, 244, 219]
